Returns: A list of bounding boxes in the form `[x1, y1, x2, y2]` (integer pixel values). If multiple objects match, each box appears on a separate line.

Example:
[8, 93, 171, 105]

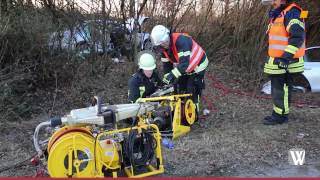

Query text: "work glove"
[278, 58, 289, 69]
[162, 73, 175, 85]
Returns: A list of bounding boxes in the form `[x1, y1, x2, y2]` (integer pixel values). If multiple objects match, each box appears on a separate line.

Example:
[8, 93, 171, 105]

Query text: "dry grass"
[1, 64, 320, 177]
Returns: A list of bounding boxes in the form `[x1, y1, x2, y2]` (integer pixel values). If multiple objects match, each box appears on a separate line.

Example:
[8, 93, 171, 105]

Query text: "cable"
[200, 73, 319, 116]
[123, 129, 155, 167]
[1, 120, 51, 174]
[0, 153, 37, 173]
[33, 121, 51, 156]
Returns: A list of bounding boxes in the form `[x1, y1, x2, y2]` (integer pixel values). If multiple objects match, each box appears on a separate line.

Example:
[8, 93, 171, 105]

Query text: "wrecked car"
[48, 16, 152, 57]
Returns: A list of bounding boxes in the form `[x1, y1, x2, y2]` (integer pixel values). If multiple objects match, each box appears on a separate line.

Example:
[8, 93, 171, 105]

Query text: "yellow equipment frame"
[141, 94, 196, 140]
[47, 124, 164, 178]
[95, 124, 164, 178]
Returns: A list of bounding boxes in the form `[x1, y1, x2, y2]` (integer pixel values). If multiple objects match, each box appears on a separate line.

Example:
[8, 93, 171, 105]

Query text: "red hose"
[201, 73, 318, 116]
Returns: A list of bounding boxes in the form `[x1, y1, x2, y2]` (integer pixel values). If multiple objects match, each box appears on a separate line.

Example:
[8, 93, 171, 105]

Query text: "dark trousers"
[269, 73, 298, 118]
[175, 71, 205, 109]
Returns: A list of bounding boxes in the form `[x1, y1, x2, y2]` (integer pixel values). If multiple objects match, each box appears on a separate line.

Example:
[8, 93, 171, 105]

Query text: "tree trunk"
[130, 0, 137, 62]
[101, 0, 107, 54]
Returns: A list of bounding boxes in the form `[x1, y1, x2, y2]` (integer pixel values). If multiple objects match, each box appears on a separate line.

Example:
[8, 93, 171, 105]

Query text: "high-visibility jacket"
[268, 3, 305, 58]
[162, 33, 207, 74]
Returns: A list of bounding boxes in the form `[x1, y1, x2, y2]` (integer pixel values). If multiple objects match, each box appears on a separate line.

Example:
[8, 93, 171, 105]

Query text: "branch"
[137, 0, 148, 17]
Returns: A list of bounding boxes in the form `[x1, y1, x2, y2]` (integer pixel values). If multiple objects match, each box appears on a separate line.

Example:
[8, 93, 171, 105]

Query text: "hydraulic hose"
[124, 130, 155, 167]
[33, 121, 51, 156]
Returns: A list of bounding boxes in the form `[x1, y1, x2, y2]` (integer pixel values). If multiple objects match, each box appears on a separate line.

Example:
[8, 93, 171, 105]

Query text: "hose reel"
[47, 127, 96, 177]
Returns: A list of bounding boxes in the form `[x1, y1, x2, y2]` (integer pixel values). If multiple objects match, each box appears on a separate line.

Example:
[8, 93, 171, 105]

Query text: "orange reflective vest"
[162, 33, 205, 73]
[268, 3, 305, 58]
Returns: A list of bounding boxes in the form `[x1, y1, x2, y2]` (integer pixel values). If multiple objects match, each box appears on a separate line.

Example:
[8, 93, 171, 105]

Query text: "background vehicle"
[48, 16, 152, 58]
[262, 46, 320, 94]
[303, 46, 320, 92]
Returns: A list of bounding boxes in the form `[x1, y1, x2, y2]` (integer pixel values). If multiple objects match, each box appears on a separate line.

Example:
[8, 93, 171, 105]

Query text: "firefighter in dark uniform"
[128, 53, 162, 103]
[150, 25, 209, 111]
[262, 0, 306, 125]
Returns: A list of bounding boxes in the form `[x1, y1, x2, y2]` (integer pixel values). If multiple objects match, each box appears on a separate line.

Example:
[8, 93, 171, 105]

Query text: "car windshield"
[305, 47, 320, 62]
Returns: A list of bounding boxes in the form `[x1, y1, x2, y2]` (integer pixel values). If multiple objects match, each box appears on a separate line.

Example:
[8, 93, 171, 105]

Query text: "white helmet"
[150, 25, 170, 46]
[138, 53, 156, 70]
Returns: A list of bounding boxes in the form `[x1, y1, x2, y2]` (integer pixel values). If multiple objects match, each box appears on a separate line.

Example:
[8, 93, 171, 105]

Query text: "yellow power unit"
[47, 124, 164, 178]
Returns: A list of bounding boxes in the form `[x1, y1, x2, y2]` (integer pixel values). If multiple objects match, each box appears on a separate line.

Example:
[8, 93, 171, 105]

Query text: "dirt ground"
[0, 61, 320, 177]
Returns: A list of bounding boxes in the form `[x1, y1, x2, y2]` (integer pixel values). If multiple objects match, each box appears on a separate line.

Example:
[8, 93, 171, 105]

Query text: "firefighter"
[150, 25, 208, 111]
[128, 52, 162, 103]
[262, 0, 306, 125]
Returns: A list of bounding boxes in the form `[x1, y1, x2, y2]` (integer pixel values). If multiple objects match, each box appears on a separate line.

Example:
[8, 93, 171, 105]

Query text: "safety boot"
[263, 115, 288, 125]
